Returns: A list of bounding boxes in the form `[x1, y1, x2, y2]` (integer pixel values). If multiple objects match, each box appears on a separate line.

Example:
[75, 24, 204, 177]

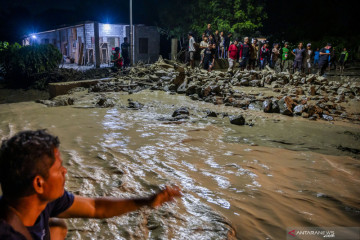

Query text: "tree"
[157, 0, 267, 43]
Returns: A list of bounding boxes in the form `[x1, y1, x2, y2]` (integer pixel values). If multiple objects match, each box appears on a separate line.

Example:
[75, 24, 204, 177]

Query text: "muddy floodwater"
[0, 90, 359, 239]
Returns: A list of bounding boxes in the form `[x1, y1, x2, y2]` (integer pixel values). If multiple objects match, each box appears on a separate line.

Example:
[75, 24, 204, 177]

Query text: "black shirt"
[0, 191, 74, 240]
[203, 47, 214, 63]
[319, 48, 330, 64]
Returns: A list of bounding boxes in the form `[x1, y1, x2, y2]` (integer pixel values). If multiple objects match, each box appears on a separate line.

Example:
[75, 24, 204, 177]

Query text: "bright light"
[31, 35, 37, 39]
[104, 24, 111, 31]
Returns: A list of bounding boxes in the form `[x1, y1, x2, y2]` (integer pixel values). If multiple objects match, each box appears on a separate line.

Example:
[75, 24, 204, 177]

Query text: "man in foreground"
[0, 130, 181, 240]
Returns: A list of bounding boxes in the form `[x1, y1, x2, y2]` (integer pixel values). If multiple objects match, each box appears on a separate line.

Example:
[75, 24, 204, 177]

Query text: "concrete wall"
[28, 22, 160, 65]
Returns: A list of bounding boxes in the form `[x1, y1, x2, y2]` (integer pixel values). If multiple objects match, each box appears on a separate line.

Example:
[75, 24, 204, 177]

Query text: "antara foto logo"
[288, 229, 296, 237]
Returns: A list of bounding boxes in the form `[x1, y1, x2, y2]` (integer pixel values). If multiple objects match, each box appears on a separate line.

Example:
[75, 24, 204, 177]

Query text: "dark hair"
[115, 47, 120, 52]
[0, 130, 60, 198]
[124, 37, 128, 41]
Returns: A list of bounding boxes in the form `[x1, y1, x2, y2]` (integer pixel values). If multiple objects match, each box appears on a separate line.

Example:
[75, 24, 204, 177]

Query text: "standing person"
[259, 41, 270, 70]
[0, 130, 181, 240]
[281, 42, 290, 72]
[199, 36, 209, 67]
[208, 34, 215, 45]
[304, 43, 313, 74]
[227, 39, 238, 72]
[188, 32, 196, 69]
[204, 23, 213, 37]
[219, 31, 225, 59]
[238, 37, 252, 71]
[224, 33, 232, 59]
[271, 43, 281, 71]
[214, 30, 220, 58]
[121, 37, 130, 67]
[291, 42, 305, 73]
[339, 48, 349, 73]
[203, 43, 216, 72]
[313, 48, 320, 68]
[249, 38, 259, 70]
[318, 43, 332, 76]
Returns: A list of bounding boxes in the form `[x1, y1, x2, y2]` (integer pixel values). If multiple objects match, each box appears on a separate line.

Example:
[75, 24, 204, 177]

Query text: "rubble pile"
[44, 57, 360, 122]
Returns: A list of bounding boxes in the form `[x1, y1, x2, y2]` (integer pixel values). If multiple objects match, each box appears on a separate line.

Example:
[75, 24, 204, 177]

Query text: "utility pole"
[130, 0, 134, 66]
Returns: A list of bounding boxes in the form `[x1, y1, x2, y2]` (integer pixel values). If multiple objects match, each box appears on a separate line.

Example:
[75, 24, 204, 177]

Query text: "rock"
[306, 74, 316, 84]
[278, 96, 295, 116]
[127, 99, 143, 109]
[97, 97, 115, 108]
[307, 105, 323, 117]
[263, 99, 272, 113]
[322, 114, 334, 121]
[154, 70, 168, 77]
[271, 100, 280, 113]
[177, 79, 188, 93]
[239, 79, 249, 86]
[249, 80, 261, 87]
[206, 110, 218, 117]
[172, 107, 189, 117]
[229, 115, 246, 125]
[293, 104, 305, 115]
[310, 86, 316, 96]
[337, 87, 350, 95]
[301, 112, 309, 118]
[248, 101, 263, 111]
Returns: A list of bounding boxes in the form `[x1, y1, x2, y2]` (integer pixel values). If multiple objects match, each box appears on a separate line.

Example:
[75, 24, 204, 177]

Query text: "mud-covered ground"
[0, 60, 360, 239]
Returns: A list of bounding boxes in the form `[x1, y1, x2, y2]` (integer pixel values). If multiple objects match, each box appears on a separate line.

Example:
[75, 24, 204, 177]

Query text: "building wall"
[134, 26, 160, 63]
[27, 22, 160, 65]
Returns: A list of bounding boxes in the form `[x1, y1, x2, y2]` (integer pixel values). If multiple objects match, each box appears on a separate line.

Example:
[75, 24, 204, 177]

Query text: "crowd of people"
[187, 24, 350, 76]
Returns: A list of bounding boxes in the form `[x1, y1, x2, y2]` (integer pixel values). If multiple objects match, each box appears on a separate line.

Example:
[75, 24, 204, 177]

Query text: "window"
[139, 38, 148, 54]
[42, 38, 49, 44]
[52, 39, 56, 45]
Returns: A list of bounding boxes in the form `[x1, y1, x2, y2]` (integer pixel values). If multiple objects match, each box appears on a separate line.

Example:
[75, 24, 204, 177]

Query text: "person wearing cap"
[281, 42, 290, 72]
[318, 43, 332, 76]
[304, 43, 313, 74]
[188, 32, 196, 69]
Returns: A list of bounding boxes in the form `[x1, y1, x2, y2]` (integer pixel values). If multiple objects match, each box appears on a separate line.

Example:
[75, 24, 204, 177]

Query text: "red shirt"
[228, 44, 238, 60]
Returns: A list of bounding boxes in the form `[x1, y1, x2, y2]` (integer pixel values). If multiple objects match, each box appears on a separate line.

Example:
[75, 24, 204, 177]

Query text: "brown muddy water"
[0, 90, 359, 239]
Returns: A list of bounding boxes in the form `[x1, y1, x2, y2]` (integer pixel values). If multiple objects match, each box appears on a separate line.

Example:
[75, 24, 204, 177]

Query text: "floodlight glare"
[31, 35, 37, 39]
[104, 24, 111, 31]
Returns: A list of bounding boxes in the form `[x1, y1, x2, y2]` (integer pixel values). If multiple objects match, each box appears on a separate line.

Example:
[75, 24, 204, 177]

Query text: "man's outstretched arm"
[57, 186, 181, 219]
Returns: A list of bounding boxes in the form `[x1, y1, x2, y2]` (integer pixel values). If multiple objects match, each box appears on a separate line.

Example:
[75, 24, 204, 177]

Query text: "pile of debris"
[85, 58, 360, 122]
[42, 57, 360, 122]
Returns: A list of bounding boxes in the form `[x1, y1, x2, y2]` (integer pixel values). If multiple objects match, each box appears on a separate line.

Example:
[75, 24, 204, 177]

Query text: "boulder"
[206, 110, 218, 117]
[127, 99, 143, 109]
[172, 107, 190, 117]
[229, 115, 246, 125]
[293, 104, 305, 115]
[97, 97, 115, 108]
[263, 99, 272, 113]
[248, 101, 263, 111]
[249, 80, 262, 87]
[278, 96, 295, 116]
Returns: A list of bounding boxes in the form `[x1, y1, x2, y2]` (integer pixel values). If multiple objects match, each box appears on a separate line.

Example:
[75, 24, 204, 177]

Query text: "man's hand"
[150, 186, 182, 208]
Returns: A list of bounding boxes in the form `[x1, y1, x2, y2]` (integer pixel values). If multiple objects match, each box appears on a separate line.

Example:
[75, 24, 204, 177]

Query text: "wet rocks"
[278, 96, 295, 116]
[127, 99, 143, 109]
[172, 107, 190, 118]
[262, 100, 272, 113]
[229, 115, 246, 125]
[97, 97, 115, 108]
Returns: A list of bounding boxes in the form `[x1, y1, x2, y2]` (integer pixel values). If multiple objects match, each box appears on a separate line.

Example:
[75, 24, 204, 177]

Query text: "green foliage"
[157, 0, 266, 40]
[0, 43, 62, 87]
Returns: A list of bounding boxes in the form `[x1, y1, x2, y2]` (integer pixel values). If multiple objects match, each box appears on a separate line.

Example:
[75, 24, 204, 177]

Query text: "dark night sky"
[0, 0, 358, 43]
